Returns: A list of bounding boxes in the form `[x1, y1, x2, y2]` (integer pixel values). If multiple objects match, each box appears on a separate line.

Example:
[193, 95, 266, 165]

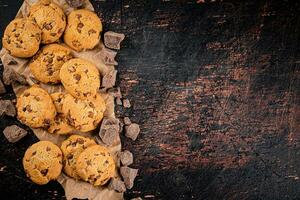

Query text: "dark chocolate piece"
[123, 117, 131, 125]
[125, 123, 140, 141]
[98, 48, 118, 65]
[123, 99, 131, 108]
[66, 0, 84, 8]
[3, 66, 27, 85]
[99, 118, 120, 146]
[102, 70, 117, 89]
[3, 125, 27, 143]
[119, 150, 133, 166]
[0, 80, 6, 94]
[120, 166, 138, 189]
[0, 100, 16, 117]
[108, 178, 126, 193]
[104, 31, 125, 50]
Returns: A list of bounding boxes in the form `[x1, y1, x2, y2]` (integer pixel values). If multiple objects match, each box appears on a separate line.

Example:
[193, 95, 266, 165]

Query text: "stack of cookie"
[1, 0, 125, 190]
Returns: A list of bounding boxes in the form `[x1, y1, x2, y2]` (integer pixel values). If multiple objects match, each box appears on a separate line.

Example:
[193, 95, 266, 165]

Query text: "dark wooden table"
[1, 0, 300, 199]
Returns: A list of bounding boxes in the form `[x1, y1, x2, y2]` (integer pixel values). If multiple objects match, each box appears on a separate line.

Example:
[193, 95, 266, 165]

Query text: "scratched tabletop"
[1, 0, 300, 199]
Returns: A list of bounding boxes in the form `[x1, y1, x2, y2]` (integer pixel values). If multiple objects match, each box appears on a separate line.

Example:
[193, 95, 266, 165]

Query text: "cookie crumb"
[123, 99, 131, 108]
[0, 80, 6, 94]
[119, 150, 133, 166]
[102, 70, 117, 89]
[108, 178, 126, 193]
[104, 31, 125, 50]
[0, 100, 16, 117]
[3, 125, 27, 143]
[125, 123, 140, 141]
[66, 0, 84, 8]
[123, 117, 131, 125]
[99, 118, 120, 146]
[120, 166, 138, 189]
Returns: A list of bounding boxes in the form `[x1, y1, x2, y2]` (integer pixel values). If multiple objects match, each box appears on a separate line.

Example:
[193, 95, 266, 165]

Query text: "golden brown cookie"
[64, 9, 102, 51]
[23, 141, 63, 185]
[48, 114, 74, 135]
[2, 18, 41, 58]
[16, 85, 56, 128]
[59, 58, 100, 99]
[76, 145, 115, 186]
[29, 44, 73, 84]
[62, 93, 106, 132]
[29, 0, 66, 44]
[61, 135, 96, 179]
[50, 92, 66, 113]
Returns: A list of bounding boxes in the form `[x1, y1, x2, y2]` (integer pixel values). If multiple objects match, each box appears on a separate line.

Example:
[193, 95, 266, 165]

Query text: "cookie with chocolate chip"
[59, 58, 100, 99]
[2, 18, 41, 58]
[62, 93, 106, 132]
[64, 9, 102, 51]
[61, 135, 96, 179]
[29, 44, 72, 84]
[23, 141, 63, 185]
[16, 85, 56, 128]
[76, 145, 115, 186]
[29, 0, 66, 44]
[48, 114, 74, 135]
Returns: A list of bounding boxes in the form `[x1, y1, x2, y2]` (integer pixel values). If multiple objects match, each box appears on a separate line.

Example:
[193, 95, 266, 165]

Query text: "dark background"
[1, 0, 300, 199]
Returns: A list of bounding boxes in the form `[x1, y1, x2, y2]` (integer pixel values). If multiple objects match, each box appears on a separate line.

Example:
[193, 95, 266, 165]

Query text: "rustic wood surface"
[1, 0, 300, 199]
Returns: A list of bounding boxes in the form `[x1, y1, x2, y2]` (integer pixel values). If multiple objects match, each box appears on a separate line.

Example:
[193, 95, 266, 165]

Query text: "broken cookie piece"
[120, 166, 138, 189]
[99, 117, 120, 146]
[108, 178, 126, 193]
[123, 99, 131, 108]
[0, 80, 6, 94]
[102, 70, 117, 89]
[104, 31, 125, 50]
[0, 100, 16, 117]
[3, 125, 27, 143]
[119, 150, 133, 166]
[3, 66, 27, 85]
[125, 123, 140, 141]
[66, 0, 84, 8]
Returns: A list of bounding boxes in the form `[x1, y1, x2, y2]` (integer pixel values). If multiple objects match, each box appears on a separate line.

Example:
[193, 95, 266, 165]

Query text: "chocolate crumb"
[3, 125, 27, 143]
[125, 123, 140, 141]
[123, 117, 131, 125]
[123, 99, 131, 108]
[108, 178, 126, 193]
[66, 0, 84, 8]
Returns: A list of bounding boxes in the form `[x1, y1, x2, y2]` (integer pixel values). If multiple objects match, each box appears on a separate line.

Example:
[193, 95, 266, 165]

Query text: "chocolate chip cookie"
[48, 114, 74, 135]
[2, 18, 41, 58]
[29, 44, 73, 84]
[29, 0, 66, 44]
[62, 93, 106, 132]
[76, 145, 115, 186]
[16, 85, 56, 128]
[59, 58, 100, 99]
[23, 141, 63, 185]
[64, 9, 102, 51]
[61, 135, 96, 179]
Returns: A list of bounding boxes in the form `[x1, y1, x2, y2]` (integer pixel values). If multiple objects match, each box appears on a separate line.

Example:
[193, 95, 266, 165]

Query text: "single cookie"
[60, 58, 100, 99]
[2, 18, 41, 58]
[50, 92, 66, 113]
[64, 9, 102, 51]
[23, 141, 63, 185]
[61, 135, 96, 179]
[76, 145, 115, 186]
[29, 0, 66, 44]
[48, 114, 74, 135]
[29, 44, 73, 84]
[16, 85, 56, 128]
[62, 93, 106, 132]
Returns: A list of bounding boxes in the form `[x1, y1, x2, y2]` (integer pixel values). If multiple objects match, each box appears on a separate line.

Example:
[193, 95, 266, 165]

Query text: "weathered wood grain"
[0, 0, 300, 199]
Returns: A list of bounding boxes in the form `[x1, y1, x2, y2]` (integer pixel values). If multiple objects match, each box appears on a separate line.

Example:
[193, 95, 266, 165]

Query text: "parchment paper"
[0, 0, 123, 199]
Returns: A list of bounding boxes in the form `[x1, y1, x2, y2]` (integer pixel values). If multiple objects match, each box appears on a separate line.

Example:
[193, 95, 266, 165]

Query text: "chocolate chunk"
[107, 87, 122, 98]
[104, 31, 125, 50]
[102, 70, 117, 89]
[0, 100, 16, 117]
[43, 23, 53, 30]
[116, 97, 122, 106]
[0, 80, 6, 94]
[73, 74, 81, 81]
[120, 166, 138, 189]
[123, 99, 131, 108]
[123, 117, 131, 125]
[66, 0, 84, 8]
[41, 169, 48, 176]
[99, 118, 120, 146]
[3, 125, 27, 143]
[119, 150, 133, 166]
[108, 178, 126, 193]
[98, 48, 118, 65]
[125, 123, 140, 141]
[3, 66, 27, 85]
[88, 29, 96, 35]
